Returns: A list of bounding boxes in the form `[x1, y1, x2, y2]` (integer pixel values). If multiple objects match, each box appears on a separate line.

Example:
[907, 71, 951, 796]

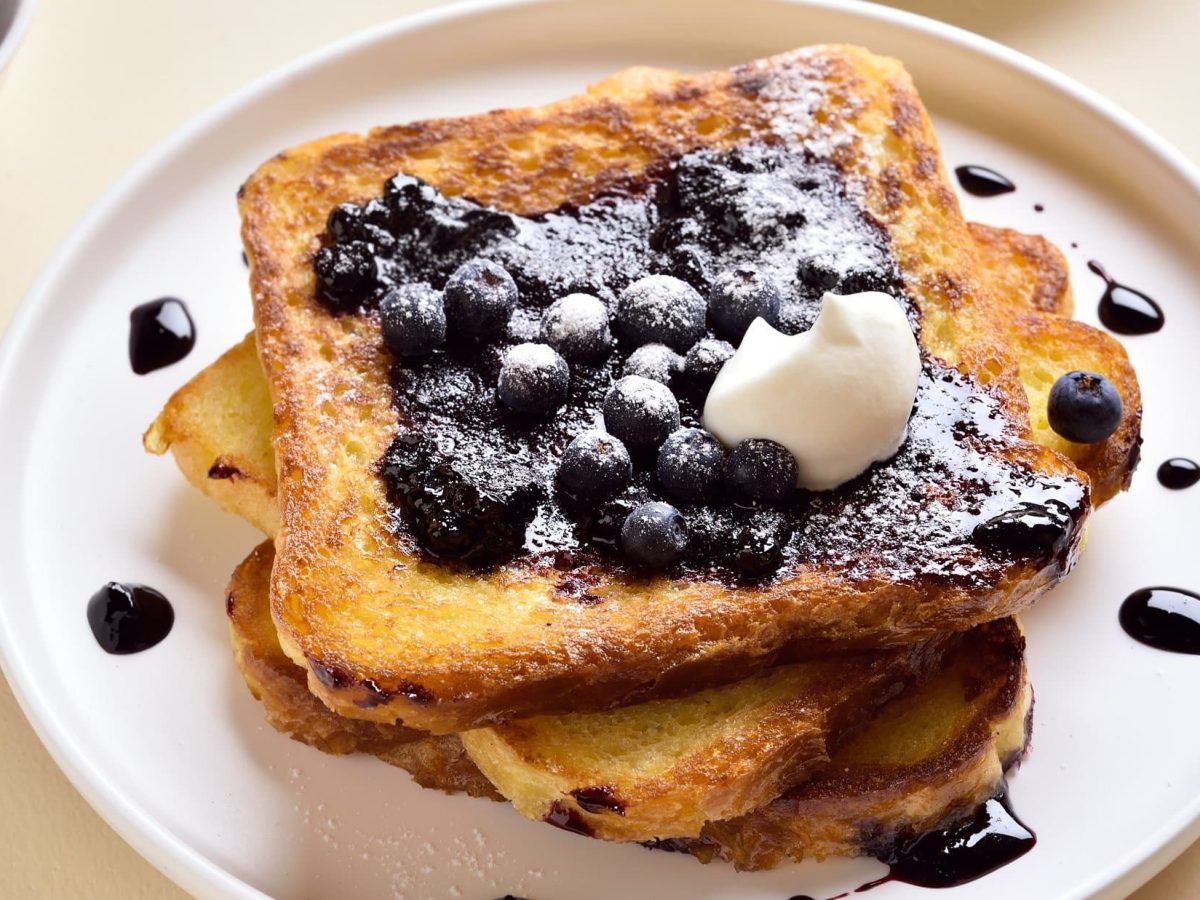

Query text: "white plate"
[2, 1, 1198, 897]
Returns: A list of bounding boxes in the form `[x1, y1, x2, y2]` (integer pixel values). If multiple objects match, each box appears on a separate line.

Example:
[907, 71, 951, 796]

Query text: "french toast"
[234, 47, 1138, 731]
[226, 541, 1028, 866]
[158, 216, 1067, 841]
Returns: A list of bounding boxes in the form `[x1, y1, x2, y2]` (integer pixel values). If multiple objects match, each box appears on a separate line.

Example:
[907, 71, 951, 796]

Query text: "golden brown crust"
[226, 541, 498, 799]
[239, 47, 1136, 732]
[691, 618, 1030, 869]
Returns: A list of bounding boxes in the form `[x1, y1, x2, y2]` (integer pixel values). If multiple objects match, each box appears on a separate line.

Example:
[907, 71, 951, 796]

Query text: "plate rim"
[1, 0, 1198, 896]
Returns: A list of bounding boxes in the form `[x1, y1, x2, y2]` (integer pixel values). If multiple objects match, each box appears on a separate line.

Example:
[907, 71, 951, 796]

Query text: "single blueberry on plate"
[539, 293, 613, 363]
[1047, 370, 1123, 443]
[443, 259, 519, 340]
[314, 241, 377, 310]
[616, 274, 707, 351]
[708, 264, 781, 341]
[603, 375, 681, 452]
[621, 501, 688, 569]
[498, 343, 570, 415]
[558, 430, 632, 502]
[657, 428, 725, 504]
[724, 438, 798, 507]
[379, 283, 446, 357]
[683, 338, 735, 388]
[623, 343, 682, 385]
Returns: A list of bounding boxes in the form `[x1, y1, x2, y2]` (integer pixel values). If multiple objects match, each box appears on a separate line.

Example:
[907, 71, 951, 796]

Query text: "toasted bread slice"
[143, 334, 278, 536]
[459, 635, 959, 841]
[227, 541, 1027, 865]
[689, 616, 1030, 869]
[226, 541, 498, 799]
[238, 48, 1135, 730]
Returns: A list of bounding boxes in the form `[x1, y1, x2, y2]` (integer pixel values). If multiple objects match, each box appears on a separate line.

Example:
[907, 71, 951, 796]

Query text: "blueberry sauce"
[544, 800, 594, 836]
[316, 143, 1088, 581]
[87, 582, 174, 654]
[1119, 587, 1200, 654]
[1033, 203, 1044, 213]
[1157, 458, 1200, 490]
[1087, 261, 1165, 335]
[570, 785, 626, 815]
[856, 790, 1035, 890]
[129, 297, 195, 374]
[953, 165, 1016, 197]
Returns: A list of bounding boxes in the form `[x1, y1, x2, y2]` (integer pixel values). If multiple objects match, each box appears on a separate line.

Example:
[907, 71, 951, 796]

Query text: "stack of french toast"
[144, 45, 1141, 873]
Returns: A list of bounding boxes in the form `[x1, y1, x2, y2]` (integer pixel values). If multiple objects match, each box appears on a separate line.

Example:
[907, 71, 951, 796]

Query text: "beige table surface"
[1, 0, 1198, 896]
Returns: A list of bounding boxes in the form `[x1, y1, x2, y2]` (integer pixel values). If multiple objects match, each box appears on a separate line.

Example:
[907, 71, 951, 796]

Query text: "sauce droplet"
[1157, 458, 1200, 490]
[87, 582, 174, 654]
[954, 165, 1016, 197]
[1119, 587, 1200, 654]
[1087, 261, 1165, 335]
[129, 297, 195, 374]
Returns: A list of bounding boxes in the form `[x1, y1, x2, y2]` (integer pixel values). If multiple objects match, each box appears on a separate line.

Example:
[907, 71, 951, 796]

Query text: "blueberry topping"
[657, 428, 725, 504]
[620, 501, 688, 569]
[972, 501, 1073, 561]
[384, 172, 441, 230]
[443, 259, 519, 339]
[327, 202, 366, 243]
[724, 439, 798, 506]
[708, 265, 781, 341]
[557, 430, 632, 502]
[539, 293, 613, 363]
[622, 343, 682, 385]
[314, 241, 377, 310]
[795, 258, 841, 294]
[1047, 370, 1123, 443]
[497, 343, 570, 415]
[616, 275, 707, 351]
[730, 509, 793, 578]
[683, 338, 734, 388]
[602, 375, 680, 452]
[396, 454, 544, 564]
[379, 283, 446, 357]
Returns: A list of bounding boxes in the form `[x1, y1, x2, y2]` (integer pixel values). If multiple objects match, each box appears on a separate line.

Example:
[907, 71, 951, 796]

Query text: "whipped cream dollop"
[703, 291, 921, 491]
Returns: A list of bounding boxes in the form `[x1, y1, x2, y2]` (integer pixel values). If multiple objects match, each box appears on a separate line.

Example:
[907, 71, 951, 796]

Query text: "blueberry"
[314, 241, 378, 310]
[795, 258, 840, 294]
[708, 265, 781, 341]
[1047, 370, 1123, 443]
[617, 275, 707, 352]
[539, 293, 613, 363]
[443, 259, 518, 339]
[497, 343, 569, 415]
[602, 375, 680, 452]
[620, 501, 688, 569]
[664, 244, 710, 291]
[730, 509, 792, 578]
[362, 198, 394, 230]
[379, 283, 446, 357]
[384, 172, 440, 230]
[327, 202, 365, 243]
[724, 439, 798, 506]
[623, 343, 682, 385]
[657, 428, 724, 504]
[557, 430, 632, 502]
[837, 267, 892, 296]
[683, 338, 734, 388]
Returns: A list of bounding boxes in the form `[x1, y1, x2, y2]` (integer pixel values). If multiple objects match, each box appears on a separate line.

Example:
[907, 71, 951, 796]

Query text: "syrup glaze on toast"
[238, 47, 1133, 732]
